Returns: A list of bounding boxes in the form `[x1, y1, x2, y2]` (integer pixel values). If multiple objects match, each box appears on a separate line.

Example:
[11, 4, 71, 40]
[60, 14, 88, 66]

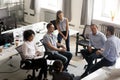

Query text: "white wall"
[24, 0, 62, 23]
[24, 0, 83, 29]
[69, 0, 83, 30]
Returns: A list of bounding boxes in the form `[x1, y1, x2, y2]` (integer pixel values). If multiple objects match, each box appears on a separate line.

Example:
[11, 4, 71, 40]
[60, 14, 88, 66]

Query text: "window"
[102, 0, 119, 18]
[93, 0, 120, 24]
[0, 0, 21, 8]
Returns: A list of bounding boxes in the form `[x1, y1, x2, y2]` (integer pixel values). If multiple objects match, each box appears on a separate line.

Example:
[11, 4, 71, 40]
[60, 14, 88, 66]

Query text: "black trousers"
[30, 58, 47, 79]
[57, 31, 70, 51]
[89, 58, 116, 73]
[81, 49, 103, 71]
[81, 58, 116, 79]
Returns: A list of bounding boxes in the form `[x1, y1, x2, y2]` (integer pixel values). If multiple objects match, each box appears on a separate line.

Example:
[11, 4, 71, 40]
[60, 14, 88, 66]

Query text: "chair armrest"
[20, 60, 32, 69]
[76, 33, 85, 40]
[44, 52, 53, 60]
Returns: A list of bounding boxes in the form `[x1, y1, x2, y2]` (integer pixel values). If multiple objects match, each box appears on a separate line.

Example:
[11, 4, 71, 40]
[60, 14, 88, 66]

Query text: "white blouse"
[22, 41, 39, 60]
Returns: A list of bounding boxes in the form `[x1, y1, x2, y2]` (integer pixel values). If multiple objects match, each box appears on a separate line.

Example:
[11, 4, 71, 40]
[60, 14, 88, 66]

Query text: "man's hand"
[59, 48, 66, 52]
[96, 50, 102, 55]
[88, 47, 92, 53]
[61, 45, 66, 50]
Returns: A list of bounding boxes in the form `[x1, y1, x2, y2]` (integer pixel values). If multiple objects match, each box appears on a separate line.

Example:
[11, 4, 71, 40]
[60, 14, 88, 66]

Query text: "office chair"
[75, 25, 91, 56]
[40, 39, 55, 74]
[16, 45, 41, 80]
[50, 20, 57, 30]
[40, 39, 77, 73]
[76, 25, 104, 69]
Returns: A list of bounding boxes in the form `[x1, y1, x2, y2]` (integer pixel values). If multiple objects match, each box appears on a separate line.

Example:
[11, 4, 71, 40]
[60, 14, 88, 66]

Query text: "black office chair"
[40, 39, 77, 73]
[76, 25, 102, 69]
[75, 25, 91, 56]
[50, 20, 57, 30]
[16, 45, 41, 80]
[40, 39, 55, 74]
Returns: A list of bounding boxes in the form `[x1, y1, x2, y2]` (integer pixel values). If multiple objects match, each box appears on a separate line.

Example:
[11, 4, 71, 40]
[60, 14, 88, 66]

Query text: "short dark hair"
[23, 29, 35, 41]
[53, 60, 63, 72]
[46, 23, 53, 29]
[90, 24, 98, 28]
[107, 25, 115, 35]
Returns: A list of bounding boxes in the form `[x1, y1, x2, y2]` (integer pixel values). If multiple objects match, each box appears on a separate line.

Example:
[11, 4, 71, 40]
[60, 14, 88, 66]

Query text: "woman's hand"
[63, 36, 67, 40]
[61, 45, 66, 50]
[36, 51, 42, 56]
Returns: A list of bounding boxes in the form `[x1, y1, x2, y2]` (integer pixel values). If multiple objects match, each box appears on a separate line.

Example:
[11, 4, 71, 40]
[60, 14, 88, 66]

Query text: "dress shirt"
[22, 41, 38, 60]
[89, 31, 107, 49]
[102, 35, 120, 62]
[43, 33, 57, 53]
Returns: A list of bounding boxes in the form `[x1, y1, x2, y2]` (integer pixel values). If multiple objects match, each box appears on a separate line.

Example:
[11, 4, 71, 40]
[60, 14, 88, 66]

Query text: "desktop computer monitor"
[0, 32, 14, 46]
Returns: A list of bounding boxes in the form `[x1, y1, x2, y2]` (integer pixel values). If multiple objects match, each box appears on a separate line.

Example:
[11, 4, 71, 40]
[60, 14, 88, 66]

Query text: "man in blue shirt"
[81, 25, 120, 79]
[43, 23, 72, 71]
[89, 25, 120, 72]
[81, 24, 107, 78]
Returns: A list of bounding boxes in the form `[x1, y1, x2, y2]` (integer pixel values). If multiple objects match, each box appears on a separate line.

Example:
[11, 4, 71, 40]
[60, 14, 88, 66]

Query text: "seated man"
[43, 23, 72, 71]
[81, 24, 107, 77]
[80, 26, 120, 79]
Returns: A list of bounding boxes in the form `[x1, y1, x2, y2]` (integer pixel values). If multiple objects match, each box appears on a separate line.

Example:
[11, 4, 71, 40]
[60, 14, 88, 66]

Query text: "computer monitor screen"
[0, 32, 14, 46]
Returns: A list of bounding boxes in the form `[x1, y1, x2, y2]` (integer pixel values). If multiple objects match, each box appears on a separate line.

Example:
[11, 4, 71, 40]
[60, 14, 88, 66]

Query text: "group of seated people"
[18, 9, 120, 80]
[80, 24, 120, 79]
[20, 22, 120, 80]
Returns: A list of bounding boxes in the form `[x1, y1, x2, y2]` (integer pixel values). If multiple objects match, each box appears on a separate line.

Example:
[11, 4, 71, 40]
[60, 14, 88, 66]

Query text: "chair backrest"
[40, 39, 48, 52]
[40, 39, 54, 60]
[82, 25, 91, 39]
[15, 45, 25, 60]
[50, 20, 57, 30]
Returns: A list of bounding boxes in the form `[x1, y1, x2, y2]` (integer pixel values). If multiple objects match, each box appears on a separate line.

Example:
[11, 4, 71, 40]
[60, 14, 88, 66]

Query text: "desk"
[0, 46, 17, 61]
[0, 22, 79, 63]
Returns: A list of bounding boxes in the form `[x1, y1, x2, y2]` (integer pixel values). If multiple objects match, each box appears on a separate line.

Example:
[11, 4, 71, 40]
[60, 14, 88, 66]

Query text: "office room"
[0, 0, 120, 80]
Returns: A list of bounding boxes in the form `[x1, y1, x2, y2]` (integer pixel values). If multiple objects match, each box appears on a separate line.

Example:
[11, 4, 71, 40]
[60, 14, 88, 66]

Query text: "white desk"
[0, 22, 79, 63]
[0, 46, 17, 61]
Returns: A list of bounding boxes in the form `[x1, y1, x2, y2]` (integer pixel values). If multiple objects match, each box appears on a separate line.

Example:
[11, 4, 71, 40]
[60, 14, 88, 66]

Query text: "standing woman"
[56, 10, 70, 51]
[22, 30, 48, 80]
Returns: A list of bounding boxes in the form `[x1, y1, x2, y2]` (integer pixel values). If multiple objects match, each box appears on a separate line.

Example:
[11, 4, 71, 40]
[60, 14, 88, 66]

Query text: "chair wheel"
[27, 74, 32, 79]
[49, 66, 53, 75]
